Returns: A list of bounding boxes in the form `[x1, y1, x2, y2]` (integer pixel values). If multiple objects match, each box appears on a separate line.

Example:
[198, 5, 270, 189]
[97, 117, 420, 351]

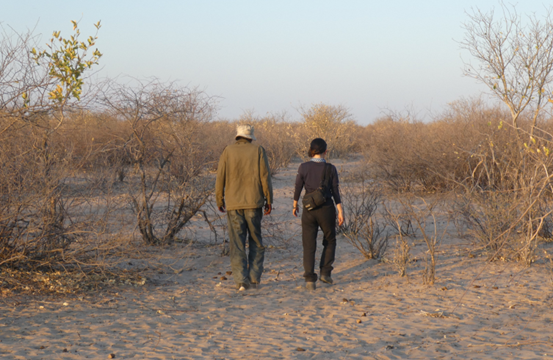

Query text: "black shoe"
[320, 275, 333, 284]
[237, 283, 250, 291]
[306, 282, 316, 290]
[250, 282, 259, 289]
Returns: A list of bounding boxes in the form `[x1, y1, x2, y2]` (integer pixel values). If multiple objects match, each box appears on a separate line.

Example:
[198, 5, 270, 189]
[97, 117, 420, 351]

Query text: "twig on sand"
[467, 340, 550, 348]
[419, 310, 460, 320]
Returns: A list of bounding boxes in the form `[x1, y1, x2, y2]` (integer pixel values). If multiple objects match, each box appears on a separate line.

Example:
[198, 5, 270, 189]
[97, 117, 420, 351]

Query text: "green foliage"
[32, 20, 102, 103]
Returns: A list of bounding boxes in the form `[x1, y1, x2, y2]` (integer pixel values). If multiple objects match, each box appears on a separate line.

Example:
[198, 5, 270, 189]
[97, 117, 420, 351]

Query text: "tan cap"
[235, 124, 256, 141]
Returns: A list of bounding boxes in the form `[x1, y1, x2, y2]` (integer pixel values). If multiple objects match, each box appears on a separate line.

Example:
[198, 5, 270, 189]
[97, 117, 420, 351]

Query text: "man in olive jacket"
[216, 124, 273, 291]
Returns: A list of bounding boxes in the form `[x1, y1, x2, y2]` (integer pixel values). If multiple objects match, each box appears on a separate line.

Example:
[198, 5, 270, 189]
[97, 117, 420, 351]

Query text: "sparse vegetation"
[391, 235, 411, 278]
[4, 3, 553, 295]
[340, 169, 389, 260]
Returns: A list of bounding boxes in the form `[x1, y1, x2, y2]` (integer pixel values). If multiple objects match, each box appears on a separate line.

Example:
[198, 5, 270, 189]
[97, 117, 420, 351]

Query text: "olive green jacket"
[215, 139, 273, 210]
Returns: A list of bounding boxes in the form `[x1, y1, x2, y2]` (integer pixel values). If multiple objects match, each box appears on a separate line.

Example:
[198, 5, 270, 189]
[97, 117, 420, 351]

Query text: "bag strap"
[319, 163, 332, 191]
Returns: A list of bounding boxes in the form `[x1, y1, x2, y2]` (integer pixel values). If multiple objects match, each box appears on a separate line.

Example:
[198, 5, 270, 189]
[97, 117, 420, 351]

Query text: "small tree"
[101, 79, 216, 245]
[0, 21, 102, 268]
[460, 4, 553, 267]
[461, 4, 553, 135]
[295, 103, 357, 160]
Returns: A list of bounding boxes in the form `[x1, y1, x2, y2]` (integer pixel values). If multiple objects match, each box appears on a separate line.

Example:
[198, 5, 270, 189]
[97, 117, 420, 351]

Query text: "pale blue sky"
[3, 1, 551, 124]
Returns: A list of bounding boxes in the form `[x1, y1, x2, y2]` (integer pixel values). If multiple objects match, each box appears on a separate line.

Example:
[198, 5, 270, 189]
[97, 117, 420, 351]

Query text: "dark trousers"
[301, 203, 336, 282]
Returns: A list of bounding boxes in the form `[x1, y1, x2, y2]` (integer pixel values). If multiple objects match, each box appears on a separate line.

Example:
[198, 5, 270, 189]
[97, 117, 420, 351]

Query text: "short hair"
[308, 138, 327, 158]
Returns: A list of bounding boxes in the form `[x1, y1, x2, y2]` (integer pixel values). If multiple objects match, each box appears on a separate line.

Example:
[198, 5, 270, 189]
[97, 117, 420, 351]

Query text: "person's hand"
[293, 207, 299, 217]
[336, 203, 345, 226]
[337, 212, 345, 227]
[218, 206, 226, 213]
[264, 203, 272, 215]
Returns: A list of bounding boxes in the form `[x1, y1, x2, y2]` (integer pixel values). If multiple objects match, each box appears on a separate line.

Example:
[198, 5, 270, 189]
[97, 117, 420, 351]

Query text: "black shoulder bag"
[302, 163, 332, 211]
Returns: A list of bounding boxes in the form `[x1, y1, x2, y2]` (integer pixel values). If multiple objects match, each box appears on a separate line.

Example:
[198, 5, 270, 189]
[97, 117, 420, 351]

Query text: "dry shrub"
[391, 235, 411, 277]
[445, 100, 553, 265]
[383, 202, 415, 238]
[382, 201, 413, 277]
[295, 103, 361, 161]
[0, 26, 102, 269]
[455, 191, 518, 259]
[0, 115, 129, 270]
[363, 98, 553, 266]
[0, 24, 142, 277]
[454, 130, 553, 265]
[101, 79, 217, 245]
[340, 169, 389, 260]
[363, 100, 511, 192]
[363, 99, 553, 267]
[363, 116, 428, 192]
[200, 120, 235, 171]
[236, 111, 296, 176]
[385, 196, 448, 285]
[57, 110, 131, 182]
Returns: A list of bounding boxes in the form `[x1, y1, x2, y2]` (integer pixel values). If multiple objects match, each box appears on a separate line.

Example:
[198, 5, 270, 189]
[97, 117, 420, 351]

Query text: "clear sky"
[3, 1, 552, 124]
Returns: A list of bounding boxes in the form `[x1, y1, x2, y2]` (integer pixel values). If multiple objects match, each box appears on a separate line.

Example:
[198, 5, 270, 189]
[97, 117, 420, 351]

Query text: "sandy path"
[2, 160, 553, 359]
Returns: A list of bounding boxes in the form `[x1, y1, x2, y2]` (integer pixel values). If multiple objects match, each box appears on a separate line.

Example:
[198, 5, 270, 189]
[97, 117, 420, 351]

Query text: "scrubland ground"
[4, 12, 553, 358]
[2, 159, 553, 360]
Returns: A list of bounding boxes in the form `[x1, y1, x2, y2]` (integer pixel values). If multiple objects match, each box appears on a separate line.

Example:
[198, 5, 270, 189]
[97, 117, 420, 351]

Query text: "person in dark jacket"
[293, 138, 344, 290]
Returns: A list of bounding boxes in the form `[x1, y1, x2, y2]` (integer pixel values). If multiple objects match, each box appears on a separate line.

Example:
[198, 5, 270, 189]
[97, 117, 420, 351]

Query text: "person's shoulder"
[326, 162, 338, 174]
[253, 143, 267, 155]
[224, 142, 236, 151]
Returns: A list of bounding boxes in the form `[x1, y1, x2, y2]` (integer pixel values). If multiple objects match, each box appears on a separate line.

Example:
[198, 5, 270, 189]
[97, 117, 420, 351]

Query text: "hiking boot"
[320, 275, 333, 285]
[306, 282, 316, 291]
[237, 283, 250, 291]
